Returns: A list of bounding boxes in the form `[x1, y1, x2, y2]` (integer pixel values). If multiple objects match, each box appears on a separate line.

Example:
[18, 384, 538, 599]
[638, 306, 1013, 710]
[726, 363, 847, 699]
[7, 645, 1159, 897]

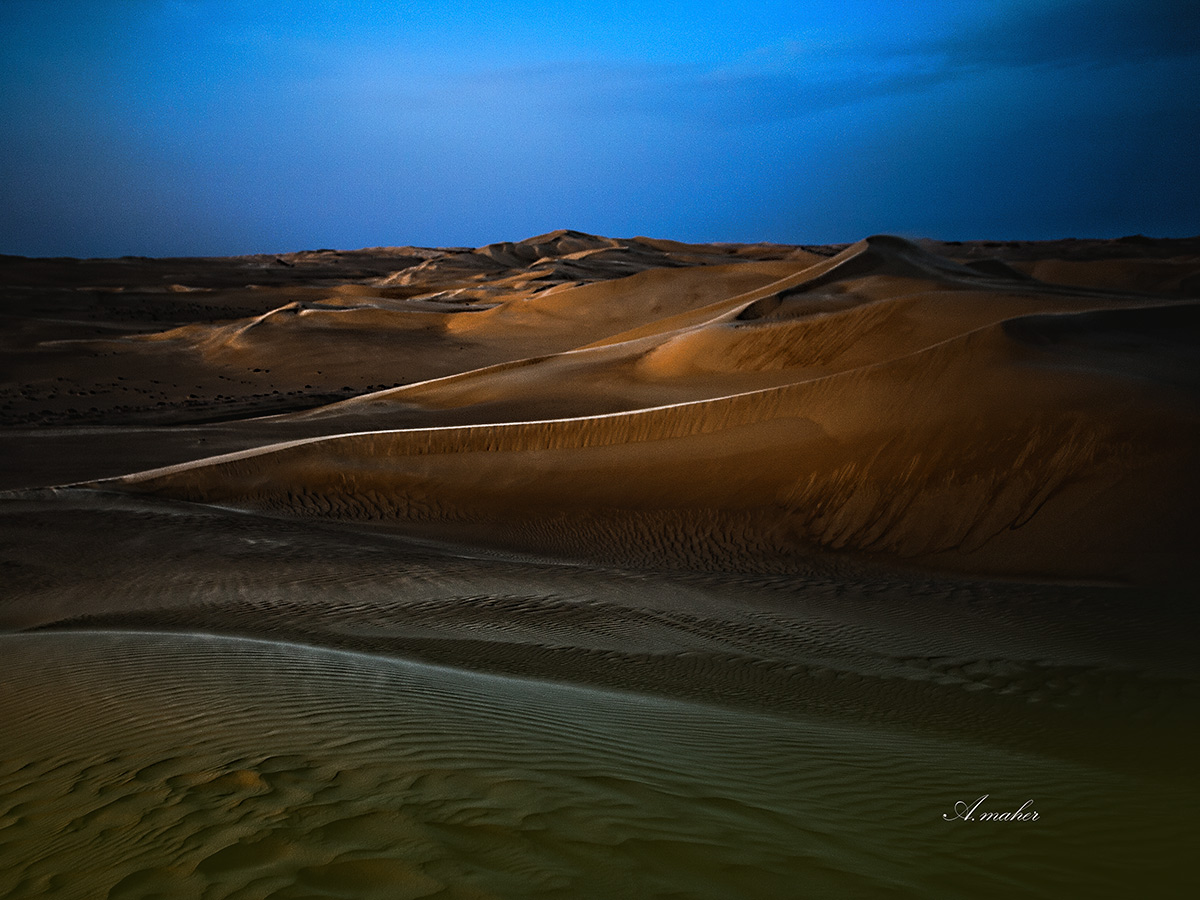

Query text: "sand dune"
[5, 231, 1197, 582]
[7, 626, 1189, 900]
[70, 235, 1198, 583]
[3, 230, 1198, 898]
[1, 487, 1195, 897]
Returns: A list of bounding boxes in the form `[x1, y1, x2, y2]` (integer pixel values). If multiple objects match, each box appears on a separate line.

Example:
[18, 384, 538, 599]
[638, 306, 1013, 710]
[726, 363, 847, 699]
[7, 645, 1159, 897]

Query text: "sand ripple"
[2, 630, 1194, 899]
[4, 234, 1199, 898]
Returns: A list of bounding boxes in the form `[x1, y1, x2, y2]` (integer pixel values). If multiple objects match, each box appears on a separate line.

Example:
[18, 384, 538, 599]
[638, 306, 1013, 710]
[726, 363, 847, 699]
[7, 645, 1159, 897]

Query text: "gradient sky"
[2, 0, 1198, 256]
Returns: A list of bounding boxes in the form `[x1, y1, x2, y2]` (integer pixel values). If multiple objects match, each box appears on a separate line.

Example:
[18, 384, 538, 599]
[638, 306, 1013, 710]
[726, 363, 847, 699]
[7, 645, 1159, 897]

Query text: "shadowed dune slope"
[98, 236, 1200, 582]
[347, 238, 1188, 424]
[5, 231, 1199, 900]
[112, 257, 815, 389]
[6, 231, 1196, 580]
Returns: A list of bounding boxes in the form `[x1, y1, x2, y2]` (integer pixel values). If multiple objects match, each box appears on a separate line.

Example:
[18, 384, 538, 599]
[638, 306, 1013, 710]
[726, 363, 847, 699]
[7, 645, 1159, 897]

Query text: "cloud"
[418, 0, 1200, 133]
[940, 0, 1200, 71]
[401, 53, 949, 134]
[685, 0, 1200, 126]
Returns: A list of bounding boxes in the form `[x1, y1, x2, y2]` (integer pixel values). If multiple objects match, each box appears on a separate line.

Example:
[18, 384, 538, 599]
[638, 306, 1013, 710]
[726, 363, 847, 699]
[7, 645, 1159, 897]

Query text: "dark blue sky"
[2, 0, 1198, 257]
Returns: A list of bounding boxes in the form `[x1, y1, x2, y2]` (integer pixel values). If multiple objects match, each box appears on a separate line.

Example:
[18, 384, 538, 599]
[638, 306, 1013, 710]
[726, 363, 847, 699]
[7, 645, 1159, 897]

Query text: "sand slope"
[40, 234, 1193, 583]
[3, 231, 1199, 899]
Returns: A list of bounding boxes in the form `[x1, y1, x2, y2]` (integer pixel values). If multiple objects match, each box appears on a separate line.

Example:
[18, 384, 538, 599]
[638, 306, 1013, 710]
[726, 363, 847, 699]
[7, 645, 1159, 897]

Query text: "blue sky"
[2, 0, 1198, 256]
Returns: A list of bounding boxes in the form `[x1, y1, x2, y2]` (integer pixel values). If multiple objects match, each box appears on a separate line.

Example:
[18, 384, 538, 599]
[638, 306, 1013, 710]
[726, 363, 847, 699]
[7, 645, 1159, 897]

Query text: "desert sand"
[1, 230, 1197, 898]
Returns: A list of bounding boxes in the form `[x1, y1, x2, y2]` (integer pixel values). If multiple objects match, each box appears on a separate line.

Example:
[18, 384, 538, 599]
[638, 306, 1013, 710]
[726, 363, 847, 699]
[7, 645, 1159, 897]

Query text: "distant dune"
[3, 230, 1199, 899]
[5, 230, 1193, 582]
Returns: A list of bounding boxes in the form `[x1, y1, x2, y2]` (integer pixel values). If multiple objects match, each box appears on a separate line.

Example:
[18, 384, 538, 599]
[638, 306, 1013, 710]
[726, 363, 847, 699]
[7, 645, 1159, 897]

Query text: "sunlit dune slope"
[311, 235, 1187, 427]
[123, 250, 814, 387]
[95, 236, 1200, 582]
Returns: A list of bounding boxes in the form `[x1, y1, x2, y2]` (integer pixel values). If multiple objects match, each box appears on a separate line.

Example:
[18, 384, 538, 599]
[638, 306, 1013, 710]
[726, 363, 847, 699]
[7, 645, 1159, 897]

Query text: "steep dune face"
[100, 236, 1200, 582]
[95, 245, 813, 393]
[1018, 257, 1200, 294]
[5, 232, 1197, 900]
[441, 258, 815, 346]
[5, 230, 1195, 581]
[303, 239, 1022, 426]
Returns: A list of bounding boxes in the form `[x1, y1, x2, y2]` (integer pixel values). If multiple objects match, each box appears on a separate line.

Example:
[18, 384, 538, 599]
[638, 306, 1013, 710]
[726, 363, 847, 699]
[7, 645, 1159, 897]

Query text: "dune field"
[1, 230, 1198, 897]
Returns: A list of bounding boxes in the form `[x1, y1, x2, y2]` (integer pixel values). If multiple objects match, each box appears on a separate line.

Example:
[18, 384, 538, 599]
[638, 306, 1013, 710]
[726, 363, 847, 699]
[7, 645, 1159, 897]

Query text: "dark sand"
[1, 231, 1198, 897]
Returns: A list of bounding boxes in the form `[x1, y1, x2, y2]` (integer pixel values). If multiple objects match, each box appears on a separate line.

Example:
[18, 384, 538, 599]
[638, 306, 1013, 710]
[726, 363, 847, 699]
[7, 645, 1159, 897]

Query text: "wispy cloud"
[384, 0, 1200, 131]
[939, 0, 1200, 70]
[3, 0, 1197, 254]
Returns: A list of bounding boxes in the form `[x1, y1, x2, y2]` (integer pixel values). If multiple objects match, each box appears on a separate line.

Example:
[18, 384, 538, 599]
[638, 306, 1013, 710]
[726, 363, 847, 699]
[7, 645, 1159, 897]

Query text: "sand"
[59, 233, 1200, 583]
[1, 230, 1198, 898]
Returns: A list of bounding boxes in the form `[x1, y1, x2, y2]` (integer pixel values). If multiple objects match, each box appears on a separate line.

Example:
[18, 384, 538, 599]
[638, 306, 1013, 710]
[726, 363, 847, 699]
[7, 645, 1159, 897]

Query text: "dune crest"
[2, 230, 1198, 898]
[17, 233, 1177, 584]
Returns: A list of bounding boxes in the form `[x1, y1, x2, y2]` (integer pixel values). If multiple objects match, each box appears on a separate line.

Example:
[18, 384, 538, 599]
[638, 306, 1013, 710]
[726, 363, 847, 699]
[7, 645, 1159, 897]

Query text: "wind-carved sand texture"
[1, 231, 1198, 898]
[21, 231, 1193, 583]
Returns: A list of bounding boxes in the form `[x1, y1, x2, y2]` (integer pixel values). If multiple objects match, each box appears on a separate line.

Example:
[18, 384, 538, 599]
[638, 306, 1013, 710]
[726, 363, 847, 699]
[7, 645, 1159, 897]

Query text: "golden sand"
[1, 231, 1197, 897]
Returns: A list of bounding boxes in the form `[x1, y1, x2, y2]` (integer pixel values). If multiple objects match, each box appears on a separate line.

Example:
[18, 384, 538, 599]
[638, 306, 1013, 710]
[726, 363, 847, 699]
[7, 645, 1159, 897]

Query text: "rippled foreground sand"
[1, 232, 1198, 897]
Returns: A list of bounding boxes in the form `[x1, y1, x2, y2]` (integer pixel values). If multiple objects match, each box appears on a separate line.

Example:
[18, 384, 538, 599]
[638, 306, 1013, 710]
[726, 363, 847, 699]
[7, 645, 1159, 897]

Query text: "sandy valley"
[1, 230, 1197, 898]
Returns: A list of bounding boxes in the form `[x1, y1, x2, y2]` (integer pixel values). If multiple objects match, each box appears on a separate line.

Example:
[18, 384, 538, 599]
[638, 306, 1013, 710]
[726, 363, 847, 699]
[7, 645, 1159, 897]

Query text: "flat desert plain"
[1, 231, 1197, 898]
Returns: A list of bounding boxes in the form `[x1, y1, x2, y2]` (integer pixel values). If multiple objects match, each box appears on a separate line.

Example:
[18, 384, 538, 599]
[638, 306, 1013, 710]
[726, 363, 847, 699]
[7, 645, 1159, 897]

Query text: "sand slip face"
[2, 232, 1199, 898]
[81, 235, 1200, 583]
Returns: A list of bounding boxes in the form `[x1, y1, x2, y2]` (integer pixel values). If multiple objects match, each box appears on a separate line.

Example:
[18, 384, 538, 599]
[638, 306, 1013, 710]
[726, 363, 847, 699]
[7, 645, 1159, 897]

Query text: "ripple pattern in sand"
[1, 630, 1195, 899]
